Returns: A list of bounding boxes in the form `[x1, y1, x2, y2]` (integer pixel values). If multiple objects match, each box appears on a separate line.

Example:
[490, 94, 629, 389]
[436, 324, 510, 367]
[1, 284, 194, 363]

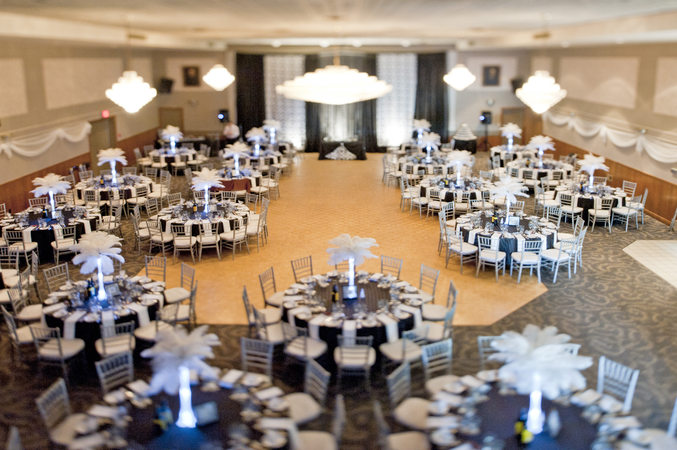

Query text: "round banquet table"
[75, 175, 154, 214]
[490, 145, 535, 166]
[419, 178, 488, 203]
[43, 277, 160, 361]
[427, 381, 598, 449]
[158, 201, 251, 236]
[149, 147, 197, 166]
[554, 187, 627, 223]
[281, 272, 420, 352]
[456, 211, 557, 265]
[506, 160, 574, 183]
[0, 207, 99, 263]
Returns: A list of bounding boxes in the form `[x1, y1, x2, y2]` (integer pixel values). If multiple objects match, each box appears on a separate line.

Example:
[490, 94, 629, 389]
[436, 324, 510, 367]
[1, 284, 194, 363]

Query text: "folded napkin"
[515, 233, 525, 252]
[426, 415, 460, 429]
[101, 310, 115, 328]
[64, 310, 87, 339]
[87, 404, 119, 419]
[392, 281, 408, 289]
[534, 233, 547, 249]
[342, 320, 356, 346]
[283, 294, 304, 303]
[460, 375, 484, 389]
[308, 315, 325, 340]
[433, 391, 464, 407]
[399, 304, 422, 327]
[127, 303, 150, 326]
[42, 302, 67, 314]
[127, 379, 150, 396]
[68, 432, 106, 450]
[78, 218, 92, 233]
[287, 306, 310, 325]
[257, 417, 295, 432]
[490, 232, 501, 250]
[219, 369, 244, 388]
[468, 229, 480, 245]
[377, 313, 398, 343]
[255, 386, 284, 401]
[22, 226, 35, 243]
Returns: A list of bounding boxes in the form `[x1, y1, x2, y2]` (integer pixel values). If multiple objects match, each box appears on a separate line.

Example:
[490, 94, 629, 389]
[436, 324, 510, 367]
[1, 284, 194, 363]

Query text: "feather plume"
[445, 150, 473, 168]
[190, 168, 224, 191]
[412, 118, 431, 131]
[224, 141, 251, 157]
[31, 173, 71, 197]
[490, 176, 528, 204]
[528, 135, 555, 153]
[160, 125, 183, 141]
[326, 234, 378, 266]
[420, 132, 440, 150]
[97, 148, 127, 167]
[489, 324, 593, 399]
[245, 127, 266, 142]
[71, 231, 125, 275]
[577, 153, 609, 176]
[500, 123, 522, 139]
[141, 325, 221, 395]
[263, 119, 281, 131]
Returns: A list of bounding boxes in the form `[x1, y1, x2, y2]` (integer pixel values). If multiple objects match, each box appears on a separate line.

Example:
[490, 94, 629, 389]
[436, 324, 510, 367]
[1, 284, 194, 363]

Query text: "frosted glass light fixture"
[202, 64, 235, 91]
[516, 71, 567, 114]
[105, 70, 157, 114]
[443, 64, 476, 91]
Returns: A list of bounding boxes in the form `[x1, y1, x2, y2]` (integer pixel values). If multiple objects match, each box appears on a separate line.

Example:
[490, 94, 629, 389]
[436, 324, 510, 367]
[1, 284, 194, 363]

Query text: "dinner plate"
[430, 429, 459, 447]
[405, 285, 417, 293]
[476, 369, 499, 382]
[261, 431, 287, 449]
[267, 397, 289, 412]
[361, 319, 378, 327]
[300, 276, 314, 284]
[53, 308, 68, 318]
[150, 286, 164, 293]
[407, 299, 422, 307]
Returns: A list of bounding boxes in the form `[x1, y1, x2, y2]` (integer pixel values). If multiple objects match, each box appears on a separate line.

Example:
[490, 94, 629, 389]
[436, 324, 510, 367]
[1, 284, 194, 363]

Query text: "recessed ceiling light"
[319, 40, 330, 48]
[352, 40, 362, 48]
[616, 37, 625, 44]
[271, 40, 282, 48]
[561, 41, 570, 48]
[401, 40, 411, 48]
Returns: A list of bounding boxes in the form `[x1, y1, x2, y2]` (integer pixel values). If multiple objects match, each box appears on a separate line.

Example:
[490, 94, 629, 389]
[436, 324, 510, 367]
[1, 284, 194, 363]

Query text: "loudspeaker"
[158, 77, 174, 94]
[217, 109, 230, 123]
[479, 111, 492, 125]
[510, 77, 523, 94]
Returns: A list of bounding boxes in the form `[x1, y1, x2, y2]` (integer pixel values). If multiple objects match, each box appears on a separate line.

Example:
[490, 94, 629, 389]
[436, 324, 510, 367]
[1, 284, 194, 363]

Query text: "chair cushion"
[421, 304, 448, 322]
[257, 322, 285, 345]
[199, 235, 219, 245]
[425, 374, 460, 396]
[541, 249, 571, 262]
[479, 250, 506, 262]
[284, 392, 323, 425]
[424, 321, 447, 342]
[220, 231, 247, 241]
[9, 242, 38, 252]
[50, 413, 89, 446]
[612, 207, 636, 216]
[589, 210, 610, 218]
[285, 337, 327, 360]
[561, 206, 583, 214]
[176, 304, 191, 322]
[16, 303, 43, 322]
[0, 289, 9, 304]
[419, 292, 433, 304]
[379, 340, 422, 363]
[393, 397, 431, 430]
[510, 252, 540, 264]
[95, 335, 135, 357]
[15, 325, 34, 344]
[39, 338, 85, 359]
[387, 431, 430, 450]
[298, 431, 336, 450]
[259, 308, 282, 325]
[151, 233, 173, 243]
[134, 321, 172, 342]
[164, 287, 190, 304]
[333, 347, 376, 368]
[450, 243, 477, 255]
[51, 239, 76, 249]
[173, 236, 196, 247]
[265, 291, 285, 307]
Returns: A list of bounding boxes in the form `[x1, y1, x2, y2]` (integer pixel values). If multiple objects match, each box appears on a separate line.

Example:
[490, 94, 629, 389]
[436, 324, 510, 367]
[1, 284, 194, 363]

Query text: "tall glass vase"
[176, 365, 197, 428]
[97, 257, 107, 301]
[48, 191, 57, 219]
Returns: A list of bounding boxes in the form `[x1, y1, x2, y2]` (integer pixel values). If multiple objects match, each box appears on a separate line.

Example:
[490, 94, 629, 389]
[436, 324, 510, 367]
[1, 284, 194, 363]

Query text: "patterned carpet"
[1, 153, 676, 448]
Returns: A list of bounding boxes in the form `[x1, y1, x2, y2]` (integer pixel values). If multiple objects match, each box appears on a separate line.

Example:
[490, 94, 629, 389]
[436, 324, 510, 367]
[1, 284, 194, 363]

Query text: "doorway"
[159, 107, 184, 131]
[89, 117, 117, 174]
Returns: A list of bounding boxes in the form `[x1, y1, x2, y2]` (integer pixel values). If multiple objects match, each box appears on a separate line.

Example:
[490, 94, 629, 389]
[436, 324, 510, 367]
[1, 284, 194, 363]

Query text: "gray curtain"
[415, 53, 449, 141]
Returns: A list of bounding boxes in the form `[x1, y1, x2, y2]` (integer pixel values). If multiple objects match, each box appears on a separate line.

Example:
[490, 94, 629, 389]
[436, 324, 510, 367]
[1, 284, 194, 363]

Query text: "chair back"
[80, 170, 93, 181]
[145, 255, 167, 281]
[668, 397, 677, 438]
[336, 335, 373, 369]
[421, 339, 453, 382]
[304, 359, 331, 405]
[332, 394, 346, 445]
[0, 247, 18, 272]
[43, 263, 70, 292]
[8, 287, 27, 315]
[522, 239, 542, 257]
[122, 167, 137, 175]
[597, 356, 640, 413]
[291, 255, 313, 282]
[477, 335, 501, 370]
[598, 197, 614, 211]
[4, 229, 25, 246]
[241, 287, 255, 326]
[35, 378, 71, 430]
[446, 279, 458, 310]
[144, 167, 159, 179]
[546, 205, 562, 227]
[28, 197, 48, 208]
[5, 426, 21, 450]
[551, 170, 563, 181]
[386, 362, 411, 408]
[100, 322, 135, 355]
[30, 326, 65, 360]
[559, 193, 574, 207]
[380, 255, 403, 278]
[622, 180, 637, 197]
[95, 351, 134, 394]
[258, 267, 277, 301]
[240, 337, 274, 377]
[167, 192, 182, 207]
[419, 264, 439, 299]
[180, 263, 195, 289]
[160, 303, 180, 324]
[1, 305, 21, 345]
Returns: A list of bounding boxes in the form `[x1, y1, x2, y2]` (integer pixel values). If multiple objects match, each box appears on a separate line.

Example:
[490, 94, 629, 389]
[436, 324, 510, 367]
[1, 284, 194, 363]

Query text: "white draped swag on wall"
[376, 53, 417, 147]
[545, 110, 677, 164]
[0, 121, 92, 158]
[263, 54, 306, 149]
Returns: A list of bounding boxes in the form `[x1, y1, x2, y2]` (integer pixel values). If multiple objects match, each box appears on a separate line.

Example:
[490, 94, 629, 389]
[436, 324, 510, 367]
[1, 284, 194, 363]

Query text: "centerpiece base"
[342, 285, 358, 301]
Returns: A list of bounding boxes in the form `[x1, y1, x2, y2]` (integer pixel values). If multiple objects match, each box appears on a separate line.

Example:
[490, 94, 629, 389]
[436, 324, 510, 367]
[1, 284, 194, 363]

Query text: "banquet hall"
[1, 1, 677, 448]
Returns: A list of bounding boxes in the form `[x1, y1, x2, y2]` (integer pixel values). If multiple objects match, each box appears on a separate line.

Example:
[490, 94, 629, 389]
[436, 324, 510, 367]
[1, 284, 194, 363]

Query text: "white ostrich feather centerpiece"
[31, 173, 71, 197]
[224, 142, 252, 174]
[71, 231, 125, 275]
[489, 324, 593, 399]
[160, 125, 183, 141]
[578, 153, 609, 188]
[490, 176, 528, 215]
[97, 148, 127, 184]
[501, 123, 522, 150]
[327, 234, 378, 287]
[191, 168, 224, 210]
[412, 118, 431, 132]
[245, 127, 266, 142]
[445, 150, 473, 184]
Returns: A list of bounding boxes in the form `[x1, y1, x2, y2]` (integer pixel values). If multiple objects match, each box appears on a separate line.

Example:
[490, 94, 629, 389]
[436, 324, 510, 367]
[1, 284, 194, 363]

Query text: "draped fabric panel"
[263, 55, 306, 149]
[376, 53, 417, 147]
[236, 54, 265, 136]
[415, 53, 449, 141]
[304, 54, 378, 154]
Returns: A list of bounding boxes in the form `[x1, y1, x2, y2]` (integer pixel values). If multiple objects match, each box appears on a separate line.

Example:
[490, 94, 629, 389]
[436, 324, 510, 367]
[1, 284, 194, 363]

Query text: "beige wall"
[535, 43, 677, 183]
[0, 38, 158, 183]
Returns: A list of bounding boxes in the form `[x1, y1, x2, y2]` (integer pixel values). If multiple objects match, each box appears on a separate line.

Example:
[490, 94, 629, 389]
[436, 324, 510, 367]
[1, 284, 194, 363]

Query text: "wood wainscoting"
[552, 139, 677, 224]
[1, 127, 157, 215]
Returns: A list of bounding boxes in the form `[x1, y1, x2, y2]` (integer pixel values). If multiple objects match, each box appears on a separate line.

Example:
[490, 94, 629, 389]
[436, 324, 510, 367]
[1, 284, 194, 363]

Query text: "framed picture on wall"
[482, 65, 501, 86]
[183, 66, 200, 87]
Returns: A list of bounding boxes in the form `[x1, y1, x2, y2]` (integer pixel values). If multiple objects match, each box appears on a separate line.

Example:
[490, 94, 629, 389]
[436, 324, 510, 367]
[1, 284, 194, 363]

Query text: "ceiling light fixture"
[443, 64, 476, 91]
[515, 70, 567, 114]
[105, 29, 156, 114]
[276, 55, 392, 105]
[202, 45, 235, 91]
